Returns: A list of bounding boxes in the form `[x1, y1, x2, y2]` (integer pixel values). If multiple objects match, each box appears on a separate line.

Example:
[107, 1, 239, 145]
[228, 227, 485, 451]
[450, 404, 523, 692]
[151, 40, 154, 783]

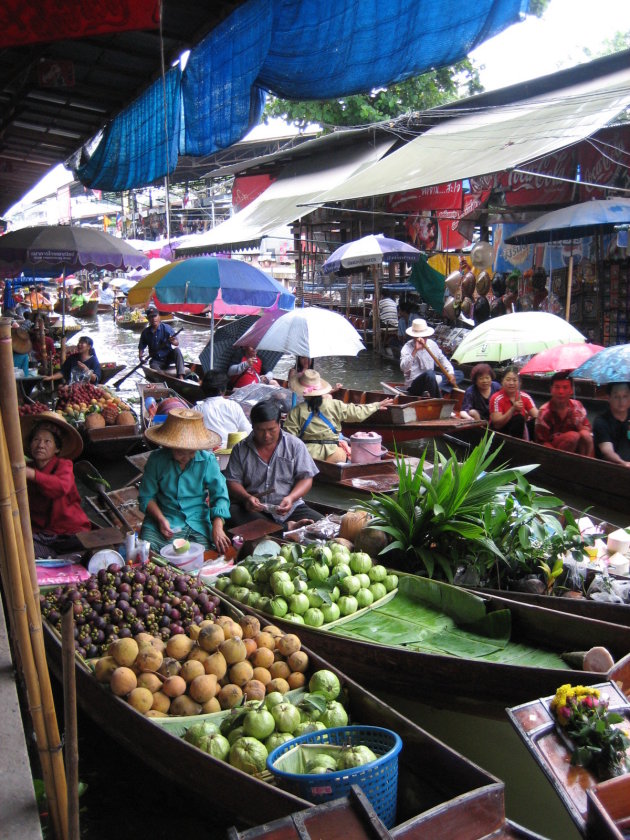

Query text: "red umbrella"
[519, 342, 604, 375]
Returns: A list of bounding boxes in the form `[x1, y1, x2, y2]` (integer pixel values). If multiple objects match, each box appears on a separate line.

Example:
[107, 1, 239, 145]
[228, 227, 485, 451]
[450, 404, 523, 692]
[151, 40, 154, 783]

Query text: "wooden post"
[564, 252, 574, 322]
[62, 604, 80, 840]
[372, 265, 381, 353]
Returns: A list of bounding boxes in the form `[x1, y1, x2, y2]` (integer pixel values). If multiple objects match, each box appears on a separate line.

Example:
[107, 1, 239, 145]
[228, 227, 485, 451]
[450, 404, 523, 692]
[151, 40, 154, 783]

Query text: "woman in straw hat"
[12, 325, 32, 376]
[138, 408, 231, 553]
[284, 370, 393, 463]
[21, 412, 92, 558]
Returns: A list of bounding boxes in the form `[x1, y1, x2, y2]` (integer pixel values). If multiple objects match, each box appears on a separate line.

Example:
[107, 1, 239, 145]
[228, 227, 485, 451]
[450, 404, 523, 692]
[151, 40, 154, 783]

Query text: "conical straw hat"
[144, 408, 221, 451]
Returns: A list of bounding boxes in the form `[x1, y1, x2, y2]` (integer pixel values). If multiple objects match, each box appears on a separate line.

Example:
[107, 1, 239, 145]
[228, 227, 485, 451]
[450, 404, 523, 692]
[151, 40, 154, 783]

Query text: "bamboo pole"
[61, 604, 80, 840]
[0, 318, 68, 839]
[0, 419, 67, 840]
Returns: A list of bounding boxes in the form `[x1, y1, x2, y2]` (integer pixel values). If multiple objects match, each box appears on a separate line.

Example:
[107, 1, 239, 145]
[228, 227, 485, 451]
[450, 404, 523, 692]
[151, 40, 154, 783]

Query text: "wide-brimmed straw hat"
[214, 431, 249, 456]
[12, 327, 32, 354]
[406, 318, 434, 339]
[21, 411, 84, 460]
[290, 369, 332, 397]
[144, 408, 221, 451]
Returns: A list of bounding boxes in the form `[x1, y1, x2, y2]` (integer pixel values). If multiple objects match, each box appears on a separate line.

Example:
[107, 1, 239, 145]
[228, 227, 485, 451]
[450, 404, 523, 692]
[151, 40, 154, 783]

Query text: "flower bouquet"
[550, 684, 630, 782]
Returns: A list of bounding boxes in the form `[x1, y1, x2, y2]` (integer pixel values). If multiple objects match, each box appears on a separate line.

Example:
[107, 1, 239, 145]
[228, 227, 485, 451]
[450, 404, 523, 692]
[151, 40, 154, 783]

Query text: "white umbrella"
[253, 307, 365, 357]
[451, 312, 585, 365]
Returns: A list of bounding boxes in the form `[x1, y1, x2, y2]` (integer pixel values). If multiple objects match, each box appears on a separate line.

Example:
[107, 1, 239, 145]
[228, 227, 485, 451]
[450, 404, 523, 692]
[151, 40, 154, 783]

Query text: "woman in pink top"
[489, 367, 538, 440]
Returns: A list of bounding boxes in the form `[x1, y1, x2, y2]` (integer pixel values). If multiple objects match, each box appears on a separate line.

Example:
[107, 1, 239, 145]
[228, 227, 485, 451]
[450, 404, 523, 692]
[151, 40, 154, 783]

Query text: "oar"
[421, 341, 464, 400]
[74, 460, 135, 531]
[113, 327, 184, 388]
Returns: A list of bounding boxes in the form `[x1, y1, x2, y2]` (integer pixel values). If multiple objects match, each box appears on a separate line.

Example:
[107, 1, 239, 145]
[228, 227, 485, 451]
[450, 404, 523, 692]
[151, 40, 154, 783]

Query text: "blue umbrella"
[570, 344, 630, 386]
[505, 199, 630, 245]
[128, 257, 294, 313]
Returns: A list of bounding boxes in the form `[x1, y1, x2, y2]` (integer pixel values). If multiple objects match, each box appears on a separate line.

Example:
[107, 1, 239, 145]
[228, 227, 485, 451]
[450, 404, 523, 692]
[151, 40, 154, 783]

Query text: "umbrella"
[504, 198, 630, 245]
[233, 306, 290, 348]
[199, 315, 282, 375]
[253, 307, 365, 358]
[322, 234, 421, 275]
[0, 225, 149, 274]
[505, 199, 630, 323]
[127, 256, 294, 314]
[451, 312, 585, 365]
[570, 345, 630, 386]
[518, 342, 605, 375]
[0, 225, 148, 335]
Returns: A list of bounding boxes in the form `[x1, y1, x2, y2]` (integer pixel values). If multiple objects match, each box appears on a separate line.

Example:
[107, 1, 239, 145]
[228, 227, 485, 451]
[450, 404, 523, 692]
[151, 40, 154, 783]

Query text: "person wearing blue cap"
[138, 306, 185, 377]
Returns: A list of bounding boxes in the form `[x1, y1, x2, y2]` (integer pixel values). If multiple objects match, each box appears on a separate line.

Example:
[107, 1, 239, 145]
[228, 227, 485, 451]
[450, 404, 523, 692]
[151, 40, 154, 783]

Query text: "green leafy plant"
[354, 433, 534, 582]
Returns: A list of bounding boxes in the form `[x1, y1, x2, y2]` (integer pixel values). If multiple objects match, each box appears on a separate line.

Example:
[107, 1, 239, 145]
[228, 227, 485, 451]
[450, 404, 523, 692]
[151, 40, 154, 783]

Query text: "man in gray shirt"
[225, 400, 322, 531]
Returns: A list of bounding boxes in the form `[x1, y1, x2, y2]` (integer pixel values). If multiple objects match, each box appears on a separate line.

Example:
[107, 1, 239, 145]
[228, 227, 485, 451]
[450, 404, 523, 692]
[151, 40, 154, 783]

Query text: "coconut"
[110, 667, 137, 697]
[85, 412, 106, 430]
[353, 526, 389, 558]
[339, 510, 370, 543]
[128, 687, 154, 714]
[116, 410, 136, 426]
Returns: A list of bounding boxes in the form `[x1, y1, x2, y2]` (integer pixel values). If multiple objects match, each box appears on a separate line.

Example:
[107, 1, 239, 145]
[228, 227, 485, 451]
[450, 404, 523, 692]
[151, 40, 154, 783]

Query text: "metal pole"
[210, 300, 215, 369]
[164, 176, 171, 241]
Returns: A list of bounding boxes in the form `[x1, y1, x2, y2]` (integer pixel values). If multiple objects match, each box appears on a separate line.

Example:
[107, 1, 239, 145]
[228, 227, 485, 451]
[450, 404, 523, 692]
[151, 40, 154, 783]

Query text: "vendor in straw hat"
[12, 325, 32, 376]
[21, 412, 92, 558]
[138, 408, 231, 553]
[399, 318, 459, 398]
[284, 370, 392, 463]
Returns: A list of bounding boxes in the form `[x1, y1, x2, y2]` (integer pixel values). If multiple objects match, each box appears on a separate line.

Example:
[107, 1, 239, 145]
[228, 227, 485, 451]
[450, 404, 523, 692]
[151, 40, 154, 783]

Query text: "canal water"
[45, 314, 592, 838]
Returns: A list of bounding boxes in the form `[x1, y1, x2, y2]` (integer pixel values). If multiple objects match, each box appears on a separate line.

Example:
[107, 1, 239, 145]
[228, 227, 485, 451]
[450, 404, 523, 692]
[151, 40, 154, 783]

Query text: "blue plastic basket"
[266, 725, 402, 828]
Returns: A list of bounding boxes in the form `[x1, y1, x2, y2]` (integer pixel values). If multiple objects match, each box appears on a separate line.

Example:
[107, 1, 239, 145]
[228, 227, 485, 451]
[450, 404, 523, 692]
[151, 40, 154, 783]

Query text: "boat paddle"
[113, 327, 184, 389]
[74, 460, 135, 531]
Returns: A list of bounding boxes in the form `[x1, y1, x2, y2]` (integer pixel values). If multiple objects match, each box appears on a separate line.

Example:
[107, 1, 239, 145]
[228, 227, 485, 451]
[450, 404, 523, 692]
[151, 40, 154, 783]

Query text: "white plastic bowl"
[160, 542, 205, 571]
[607, 529, 630, 556]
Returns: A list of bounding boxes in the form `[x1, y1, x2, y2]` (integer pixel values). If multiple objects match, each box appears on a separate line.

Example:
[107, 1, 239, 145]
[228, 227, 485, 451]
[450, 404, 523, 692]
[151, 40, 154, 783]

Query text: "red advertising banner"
[232, 174, 276, 212]
[0, 0, 159, 49]
[469, 147, 574, 207]
[577, 125, 630, 201]
[387, 181, 463, 213]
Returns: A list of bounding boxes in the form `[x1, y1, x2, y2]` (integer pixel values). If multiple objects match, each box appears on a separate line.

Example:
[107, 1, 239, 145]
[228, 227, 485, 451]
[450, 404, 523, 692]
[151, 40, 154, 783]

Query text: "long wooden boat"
[97, 303, 114, 314]
[41, 607, 535, 834]
[116, 313, 174, 331]
[99, 363, 125, 385]
[53, 298, 99, 318]
[507, 673, 630, 837]
[452, 424, 630, 515]
[173, 312, 213, 328]
[215, 574, 630, 717]
[141, 365, 204, 402]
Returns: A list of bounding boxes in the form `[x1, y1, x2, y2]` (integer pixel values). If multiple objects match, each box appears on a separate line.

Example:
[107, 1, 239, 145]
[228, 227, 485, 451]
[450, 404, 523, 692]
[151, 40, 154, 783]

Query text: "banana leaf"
[397, 574, 487, 624]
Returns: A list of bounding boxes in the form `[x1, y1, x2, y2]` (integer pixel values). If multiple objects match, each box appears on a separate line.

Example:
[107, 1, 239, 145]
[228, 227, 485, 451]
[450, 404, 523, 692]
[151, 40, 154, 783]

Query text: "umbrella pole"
[372, 265, 381, 353]
[210, 301, 215, 369]
[61, 266, 66, 344]
[564, 251, 574, 322]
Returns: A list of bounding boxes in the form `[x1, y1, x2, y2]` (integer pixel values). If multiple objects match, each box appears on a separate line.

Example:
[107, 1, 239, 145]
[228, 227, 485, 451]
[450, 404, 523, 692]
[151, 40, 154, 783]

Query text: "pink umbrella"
[519, 342, 605, 375]
[233, 305, 288, 347]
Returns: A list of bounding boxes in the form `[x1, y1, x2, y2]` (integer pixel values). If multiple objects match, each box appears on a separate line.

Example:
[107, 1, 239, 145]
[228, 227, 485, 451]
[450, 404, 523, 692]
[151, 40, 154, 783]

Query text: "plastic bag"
[230, 383, 294, 417]
[586, 574, 630, 604]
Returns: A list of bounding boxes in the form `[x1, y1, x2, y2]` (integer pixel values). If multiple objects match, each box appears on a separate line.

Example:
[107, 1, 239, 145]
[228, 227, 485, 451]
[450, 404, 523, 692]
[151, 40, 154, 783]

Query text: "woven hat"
[406, 318, 434, 339]
[21, 411, 84, 460]
[12, 327, 32, 354]
[290, 369, 332, 397]
[144, 408, 221, 451]
[214, 431, 249, 456]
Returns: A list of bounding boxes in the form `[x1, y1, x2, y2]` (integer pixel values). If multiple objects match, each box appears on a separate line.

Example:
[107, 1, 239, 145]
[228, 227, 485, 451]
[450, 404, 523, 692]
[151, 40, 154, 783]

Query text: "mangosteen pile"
[40, 562, 221, 659]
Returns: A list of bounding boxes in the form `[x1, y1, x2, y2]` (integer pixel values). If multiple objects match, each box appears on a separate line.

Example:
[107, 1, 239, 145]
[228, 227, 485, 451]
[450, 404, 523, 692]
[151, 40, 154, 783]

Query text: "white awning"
[313, 67, 630, 204]
[176, 138, 395, 254]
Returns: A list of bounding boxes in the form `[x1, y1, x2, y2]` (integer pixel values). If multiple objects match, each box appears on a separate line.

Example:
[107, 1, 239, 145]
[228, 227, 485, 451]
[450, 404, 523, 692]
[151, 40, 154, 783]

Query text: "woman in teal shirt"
[138, 408, 231, 553]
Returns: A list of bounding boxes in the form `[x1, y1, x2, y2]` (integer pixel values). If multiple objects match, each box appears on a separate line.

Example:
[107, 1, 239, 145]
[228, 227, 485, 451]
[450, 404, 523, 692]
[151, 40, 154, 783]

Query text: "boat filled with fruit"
[212, 538, 630, 715]
[39, 560, 541, 835]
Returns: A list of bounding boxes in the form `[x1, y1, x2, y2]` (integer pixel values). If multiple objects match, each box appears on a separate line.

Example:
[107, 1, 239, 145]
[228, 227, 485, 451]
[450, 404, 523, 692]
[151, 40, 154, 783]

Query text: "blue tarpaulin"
[72, 0, 528, 191]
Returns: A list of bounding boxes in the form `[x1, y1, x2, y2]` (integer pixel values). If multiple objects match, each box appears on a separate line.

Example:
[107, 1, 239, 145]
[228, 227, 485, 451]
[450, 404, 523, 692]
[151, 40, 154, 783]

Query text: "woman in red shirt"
[21, 412, 91, 558]
[489, 367, 538, 440]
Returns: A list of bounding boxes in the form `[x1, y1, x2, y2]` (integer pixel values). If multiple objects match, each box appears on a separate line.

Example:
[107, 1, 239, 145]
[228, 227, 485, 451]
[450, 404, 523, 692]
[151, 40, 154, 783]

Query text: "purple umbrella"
[322, 233, 421, 275]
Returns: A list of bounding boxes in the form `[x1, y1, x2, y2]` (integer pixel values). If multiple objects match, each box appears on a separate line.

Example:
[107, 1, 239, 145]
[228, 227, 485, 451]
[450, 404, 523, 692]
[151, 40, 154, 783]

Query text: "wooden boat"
[99, 363, 125, 385]
[53, 297, 99, 318]
[97, 302, 114, 314]
[141, 365, 204, 402]
[506, 671, 630, 837]
[313, 454, 400, 495]
[41, 607, 535, 833]
[587, 774, 630, 840]
[173, 312, 213, 328]
[452, 424, 630, 515]
[116, 313, 175, 331]
[215, 574, 630, 717]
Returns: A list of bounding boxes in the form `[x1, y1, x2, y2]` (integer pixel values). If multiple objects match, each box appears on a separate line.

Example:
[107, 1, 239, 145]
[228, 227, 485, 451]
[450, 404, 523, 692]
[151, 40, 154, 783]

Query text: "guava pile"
[214, 541, 398, 625]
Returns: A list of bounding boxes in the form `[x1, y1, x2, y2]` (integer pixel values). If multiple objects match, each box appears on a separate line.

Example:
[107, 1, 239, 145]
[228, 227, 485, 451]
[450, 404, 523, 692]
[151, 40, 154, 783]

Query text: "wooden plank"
[76, 527, 124, 549]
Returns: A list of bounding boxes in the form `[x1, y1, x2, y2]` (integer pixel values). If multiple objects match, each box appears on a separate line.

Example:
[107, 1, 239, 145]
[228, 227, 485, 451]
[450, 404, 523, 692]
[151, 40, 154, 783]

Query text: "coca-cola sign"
[387, 181, 463, 213]
[578, 127, 630, 200]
